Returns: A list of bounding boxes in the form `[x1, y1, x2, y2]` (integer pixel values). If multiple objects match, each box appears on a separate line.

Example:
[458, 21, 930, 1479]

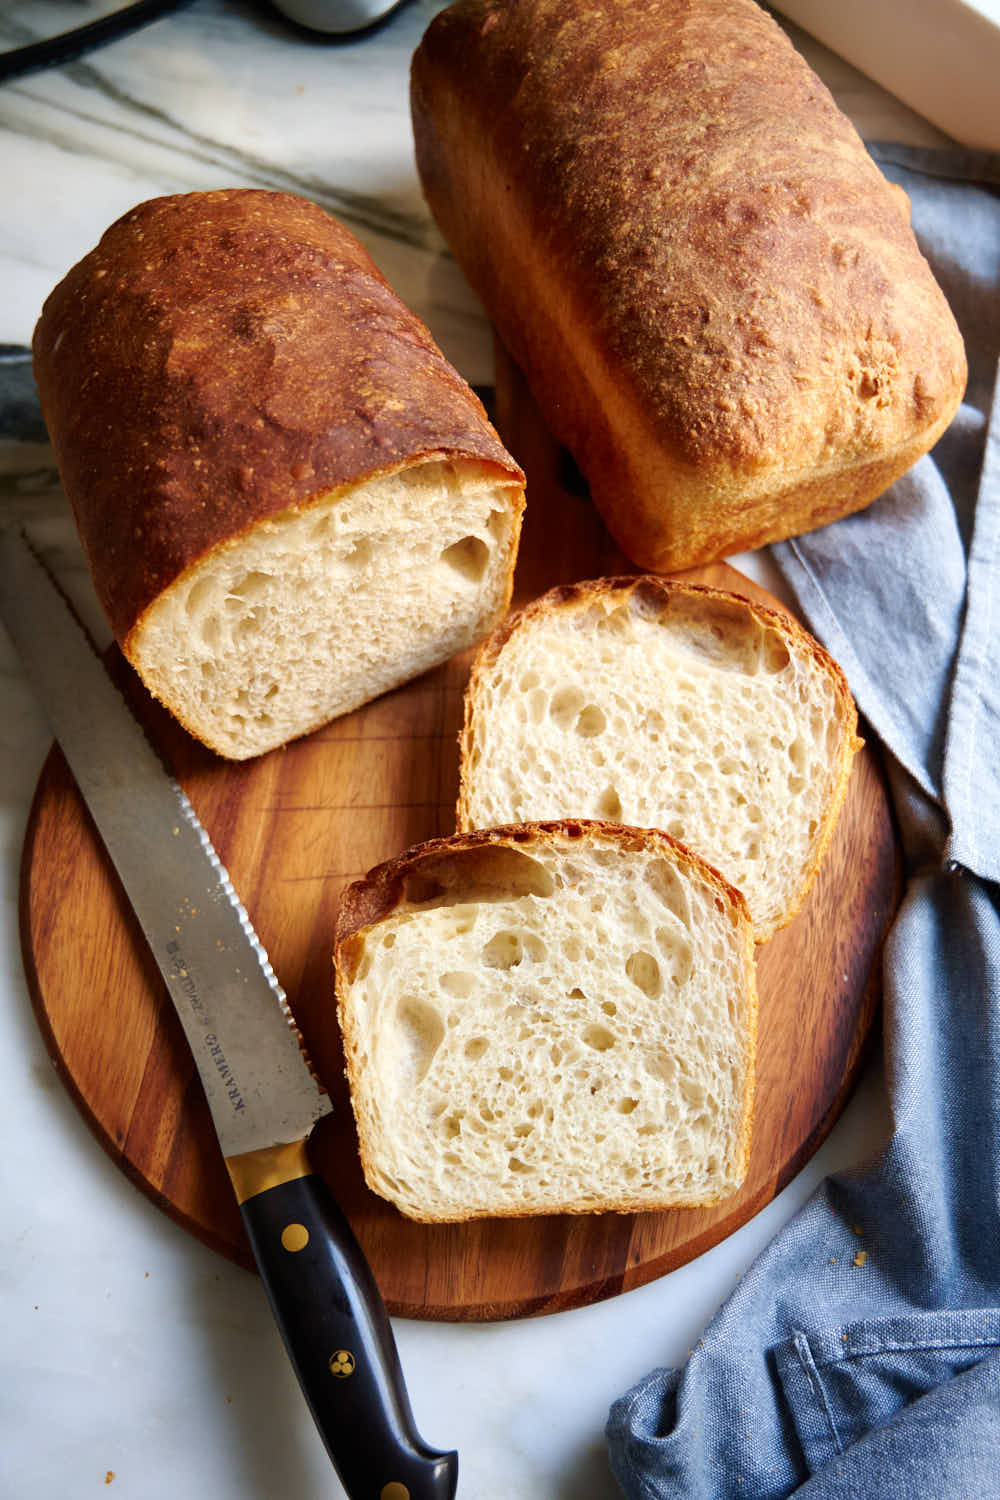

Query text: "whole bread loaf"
[411, 0, 967, 570]
[32, 189, 525, 758]
[458, 576, 861, 940]
[334, 821, 757, 1221]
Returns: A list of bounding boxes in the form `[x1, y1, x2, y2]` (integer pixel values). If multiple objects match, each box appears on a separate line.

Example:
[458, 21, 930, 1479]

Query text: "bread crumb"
[852, 1223, 864, 1236]
[105, 1474, 115, 1485]
[853, 1250, 868, 1268]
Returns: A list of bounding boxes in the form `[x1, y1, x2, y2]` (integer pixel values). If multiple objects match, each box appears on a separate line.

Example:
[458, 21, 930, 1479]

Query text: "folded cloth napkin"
[607, 147, 1000, 1499]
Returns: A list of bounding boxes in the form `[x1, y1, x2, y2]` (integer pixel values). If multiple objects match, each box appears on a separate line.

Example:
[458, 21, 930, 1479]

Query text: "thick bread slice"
[458, 578, 861, 941]
[334, 822, 757, 1222]
[32, 189, 525, 759]
[411, 0, 966, 570]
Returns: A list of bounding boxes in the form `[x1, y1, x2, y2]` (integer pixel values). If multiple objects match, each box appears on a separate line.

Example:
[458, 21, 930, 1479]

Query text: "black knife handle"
[238, 1165, 457, 1500]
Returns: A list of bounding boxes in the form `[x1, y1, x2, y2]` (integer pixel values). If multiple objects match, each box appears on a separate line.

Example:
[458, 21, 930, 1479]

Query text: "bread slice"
[32, 190, 525, 759]
[334, 822, 757, 1222]
[458, 578, 861, 941]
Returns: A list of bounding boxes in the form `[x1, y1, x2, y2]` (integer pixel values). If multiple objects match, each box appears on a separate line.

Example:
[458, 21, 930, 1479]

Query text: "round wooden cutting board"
[18, 349, 901, 1321]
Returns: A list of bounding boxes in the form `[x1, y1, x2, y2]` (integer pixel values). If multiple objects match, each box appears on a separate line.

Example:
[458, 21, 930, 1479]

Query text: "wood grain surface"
[17, 347, 901, 1321]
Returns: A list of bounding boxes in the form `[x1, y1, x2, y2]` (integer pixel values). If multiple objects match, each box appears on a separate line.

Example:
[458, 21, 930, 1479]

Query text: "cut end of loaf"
[335, 822, 756, 1222]
[458, 577, 859, 939]
[125, 457, 523, 759]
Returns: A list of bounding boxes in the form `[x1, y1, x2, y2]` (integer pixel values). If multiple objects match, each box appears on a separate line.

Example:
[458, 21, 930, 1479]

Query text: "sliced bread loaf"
[125, 455, 521, 759]
[32, 190, 525, 759]
[458, 577, 861, 940]
[334, 822, 757, 1222]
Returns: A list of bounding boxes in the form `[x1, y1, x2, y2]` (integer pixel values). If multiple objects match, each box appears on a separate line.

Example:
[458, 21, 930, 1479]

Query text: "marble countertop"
[0, 5, 949, 1497]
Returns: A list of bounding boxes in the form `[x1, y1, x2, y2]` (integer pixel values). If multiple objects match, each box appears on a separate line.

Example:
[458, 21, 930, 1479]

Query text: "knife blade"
[0, 523, 457, 1500]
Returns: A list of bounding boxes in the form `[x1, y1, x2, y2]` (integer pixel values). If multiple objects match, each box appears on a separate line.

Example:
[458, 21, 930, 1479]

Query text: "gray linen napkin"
[607, 148, 1000, 1498]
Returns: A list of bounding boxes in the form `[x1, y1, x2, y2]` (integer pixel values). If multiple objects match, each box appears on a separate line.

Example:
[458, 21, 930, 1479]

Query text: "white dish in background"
[773, 0, 1000, 150]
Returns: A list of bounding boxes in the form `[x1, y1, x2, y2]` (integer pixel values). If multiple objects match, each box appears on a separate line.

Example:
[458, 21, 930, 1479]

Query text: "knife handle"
[234, 1145, 457, 1500]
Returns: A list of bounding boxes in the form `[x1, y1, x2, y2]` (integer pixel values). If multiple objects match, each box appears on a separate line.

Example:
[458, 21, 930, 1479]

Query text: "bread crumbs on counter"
[105, 1473, 114, 1485]
[853, 1250, 868, 1268]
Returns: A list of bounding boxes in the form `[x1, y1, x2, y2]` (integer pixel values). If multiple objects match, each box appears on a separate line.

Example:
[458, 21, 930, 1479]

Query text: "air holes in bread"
[403, 844, 556, 907]
[576, 704, 607, 737]
[229, 570, 272, 602]
[645, 859, 690, 924]
[764, 634, 791, 673]
[396, 998, 445, 1084]
[626, 951, 662, 998]
[656, 928, 694, 986]
[679, 1074, 707, 1107]
[482, 928, 546, 968]
[550, 686, 585, 729]
[440, 534, 490, 582]
[582, 1024, 616, 1051]
[644, 1051, 677, 1085]
[549, 686, 607, 738]
[440, 970, 476, 997]
[482, 930, 523, 969]
[184, 574, 216, 621]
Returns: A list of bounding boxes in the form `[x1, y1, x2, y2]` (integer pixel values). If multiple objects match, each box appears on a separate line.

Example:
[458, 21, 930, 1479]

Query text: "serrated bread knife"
[0, 525, 457, 1500]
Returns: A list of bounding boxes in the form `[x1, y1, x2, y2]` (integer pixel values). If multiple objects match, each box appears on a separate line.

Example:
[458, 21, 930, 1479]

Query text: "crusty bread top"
[32, 189, 523, 642]
[335, 816, 750, 957]
[412, 0, 966, 483]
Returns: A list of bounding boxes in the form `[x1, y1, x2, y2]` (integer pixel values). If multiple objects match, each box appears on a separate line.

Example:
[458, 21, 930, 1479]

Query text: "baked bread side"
[458, 577, 862, 940]
[411, 0, 966, 570]
[335, 822, 757, 1222]
[32, 189, 525, 758]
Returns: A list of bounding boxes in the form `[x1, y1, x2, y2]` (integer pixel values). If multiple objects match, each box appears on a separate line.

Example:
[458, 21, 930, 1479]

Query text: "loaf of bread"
[458, 577, 861, 940]
[32, 189, 525, 759]
[411, 0, 966, 571]
[334, 821, 757, 1221]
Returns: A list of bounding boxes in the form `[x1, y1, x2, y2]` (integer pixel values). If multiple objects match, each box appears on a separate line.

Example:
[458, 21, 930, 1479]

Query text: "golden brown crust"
[411, 0, 967, 568]
[336, 814, 750, 947]
[457, 575, 862, 939]
[32, 189, 524, 642]
[334, 818, 757, 1219]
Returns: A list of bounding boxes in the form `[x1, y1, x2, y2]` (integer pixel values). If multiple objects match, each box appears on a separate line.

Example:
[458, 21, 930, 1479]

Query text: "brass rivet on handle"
[329, 1349, 356, 1378]
[380, 1485, 410, 1500]
[280, 1222, 309, 1252]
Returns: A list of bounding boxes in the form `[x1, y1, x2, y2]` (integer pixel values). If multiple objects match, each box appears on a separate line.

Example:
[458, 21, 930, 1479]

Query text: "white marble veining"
[0, 4, 949, 1497]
